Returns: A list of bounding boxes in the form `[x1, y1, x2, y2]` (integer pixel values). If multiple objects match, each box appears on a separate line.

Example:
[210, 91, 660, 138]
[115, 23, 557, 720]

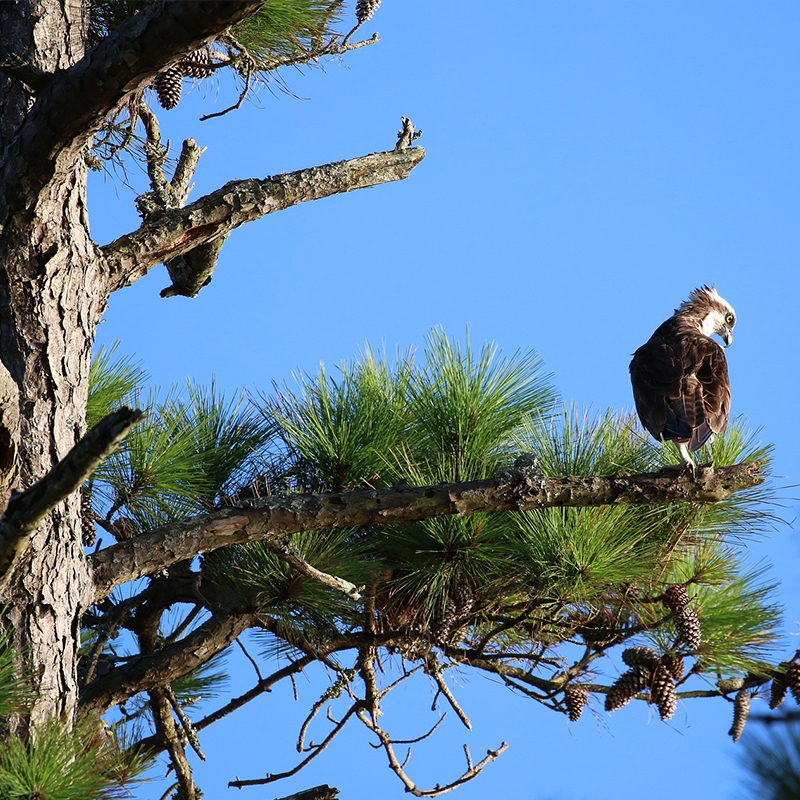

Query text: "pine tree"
[0, 2, 791, 799]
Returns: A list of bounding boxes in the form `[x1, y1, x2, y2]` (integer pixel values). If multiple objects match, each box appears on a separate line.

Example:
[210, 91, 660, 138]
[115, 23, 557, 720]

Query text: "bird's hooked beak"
[720, 326, 734, 347]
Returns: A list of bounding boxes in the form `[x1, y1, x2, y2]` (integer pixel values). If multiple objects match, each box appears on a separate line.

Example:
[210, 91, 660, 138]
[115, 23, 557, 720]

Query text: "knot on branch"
[395, 116, 422, 151]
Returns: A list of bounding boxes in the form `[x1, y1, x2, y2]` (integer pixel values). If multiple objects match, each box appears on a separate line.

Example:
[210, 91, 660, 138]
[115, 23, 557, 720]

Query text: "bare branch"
[228, 701, 363, 788]
[426, 657, 472, 730]
[0, 407, 142, 583]
[263, 537, 364, 601]
[100, 146, 427, 294]
[89, 460, 764, 602]
[150, 688, 199, 800]
[165, 685, 206, 761]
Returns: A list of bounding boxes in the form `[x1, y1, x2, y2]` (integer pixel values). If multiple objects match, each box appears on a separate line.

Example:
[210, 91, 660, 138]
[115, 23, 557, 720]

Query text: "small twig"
[163, 604, 204, 646]
[236, 637, 264, 682]
[426, 656, 471, 730]
[298, 668, 358, 752]
[366, 714, 446, 748]
[200, 61, 253, 122]
[156, 782, 179, 800]
[165, 686, 206, 761]
[262, 537, 364, 601]
[228, 701, 363, 788]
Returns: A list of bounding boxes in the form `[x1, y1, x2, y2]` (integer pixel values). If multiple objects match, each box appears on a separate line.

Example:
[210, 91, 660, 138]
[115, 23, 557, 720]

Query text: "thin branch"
[100, 146, 427, 294]
[426, 657, 471, 730]
[150, 688, 199, 800]
[263, 537, 364, 600]
[228, 701, 363, 788]
[236, 637, 264, 682]
[165, 685, 206, 761]
[298, 668, 358, 752]
[0, 407, 142, 582]
[89, 460, 764, 602]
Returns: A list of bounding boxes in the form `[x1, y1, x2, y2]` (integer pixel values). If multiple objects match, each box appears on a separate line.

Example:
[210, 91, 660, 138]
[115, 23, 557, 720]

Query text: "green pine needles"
[73, 329, 789, 797]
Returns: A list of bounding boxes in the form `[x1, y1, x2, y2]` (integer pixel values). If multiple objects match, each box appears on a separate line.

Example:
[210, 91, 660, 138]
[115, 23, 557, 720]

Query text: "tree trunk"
[0, 0, 98, 726]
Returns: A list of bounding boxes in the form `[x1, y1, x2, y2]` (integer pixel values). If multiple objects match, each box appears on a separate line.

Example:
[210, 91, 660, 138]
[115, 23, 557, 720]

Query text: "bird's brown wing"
[629, 336, 686, 442]
[683, 334, 731, 451]
[630, 330, 730, 450]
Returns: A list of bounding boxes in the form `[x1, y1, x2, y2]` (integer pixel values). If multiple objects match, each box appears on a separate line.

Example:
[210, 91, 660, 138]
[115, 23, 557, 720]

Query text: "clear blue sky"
[88, 2, 800, 798]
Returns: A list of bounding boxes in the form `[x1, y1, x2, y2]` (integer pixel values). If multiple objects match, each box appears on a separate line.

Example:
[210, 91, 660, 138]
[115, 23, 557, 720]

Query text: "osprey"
[629, 286, 735, 468]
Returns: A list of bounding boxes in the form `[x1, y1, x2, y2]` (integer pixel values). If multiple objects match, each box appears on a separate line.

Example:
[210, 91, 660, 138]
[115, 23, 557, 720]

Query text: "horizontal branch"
[0, 407, 142, 583]
[101, 146, 426, 293]
[88, 461, 764, 602]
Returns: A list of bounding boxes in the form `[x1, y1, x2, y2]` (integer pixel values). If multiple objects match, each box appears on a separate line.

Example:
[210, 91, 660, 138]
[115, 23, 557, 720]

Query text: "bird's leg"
[675, 441, 696, 476]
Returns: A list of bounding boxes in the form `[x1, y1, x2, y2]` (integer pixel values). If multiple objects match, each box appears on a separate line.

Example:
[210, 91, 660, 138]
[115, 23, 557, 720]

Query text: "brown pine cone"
[355, 0, 382, 24]
[664, 584, 691, 611]
[674, 604, 702, 650]
[179, 48, 214, 79]
[153, 66, 182, 110]
[786, 661, 800, 704]
[729, 689, 750, 742]
[605, 666, 651, 712]
[770, 667, 789, 710]
[564, 684, 588, 722]
[650, 663, 677, 721]
[621, 646, 660, 669]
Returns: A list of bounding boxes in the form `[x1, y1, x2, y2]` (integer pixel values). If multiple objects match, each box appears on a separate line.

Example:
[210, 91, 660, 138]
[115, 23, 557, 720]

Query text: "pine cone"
[153, 66, 183, 110]
[564, 684, 588, 722]
[81, 484, 96, 547]
[786, 661, 800, 704]
[770, 671, 789, 710]
[662, 653, 685, 681]
[179, 48, 214, 79]
[430, 585, 474, 646]
[355, 0, 382, 24]
[674, 604, 702, 650]
[650, 662, 677, 721]
[664, 584, 691, 611]
[621, 646, 659, 669]
[605, 666, 651, 712]
[729, 689, 751, 742]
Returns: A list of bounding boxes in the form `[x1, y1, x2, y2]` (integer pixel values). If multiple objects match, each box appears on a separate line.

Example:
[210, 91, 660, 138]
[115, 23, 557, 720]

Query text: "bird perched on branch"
[629, 285, 735, 469]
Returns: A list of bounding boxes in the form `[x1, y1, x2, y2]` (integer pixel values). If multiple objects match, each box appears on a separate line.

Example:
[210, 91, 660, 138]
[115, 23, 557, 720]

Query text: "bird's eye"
[725, 313, 734, 325]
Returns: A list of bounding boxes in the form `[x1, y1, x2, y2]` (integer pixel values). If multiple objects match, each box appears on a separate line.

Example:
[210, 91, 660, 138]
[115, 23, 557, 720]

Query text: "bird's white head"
[676, 285, 736, 347]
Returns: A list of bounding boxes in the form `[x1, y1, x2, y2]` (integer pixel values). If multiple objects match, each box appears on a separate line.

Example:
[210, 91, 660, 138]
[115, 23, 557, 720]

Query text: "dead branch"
[298, 668, 358, 752]
[150, 688, 199, 800]
[426, 656, 472, 730]
[265, 537, 364, 601]
[228, 701, 363, 788]
[165, 685, 206, 761]
[101, 145, 426, 294]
